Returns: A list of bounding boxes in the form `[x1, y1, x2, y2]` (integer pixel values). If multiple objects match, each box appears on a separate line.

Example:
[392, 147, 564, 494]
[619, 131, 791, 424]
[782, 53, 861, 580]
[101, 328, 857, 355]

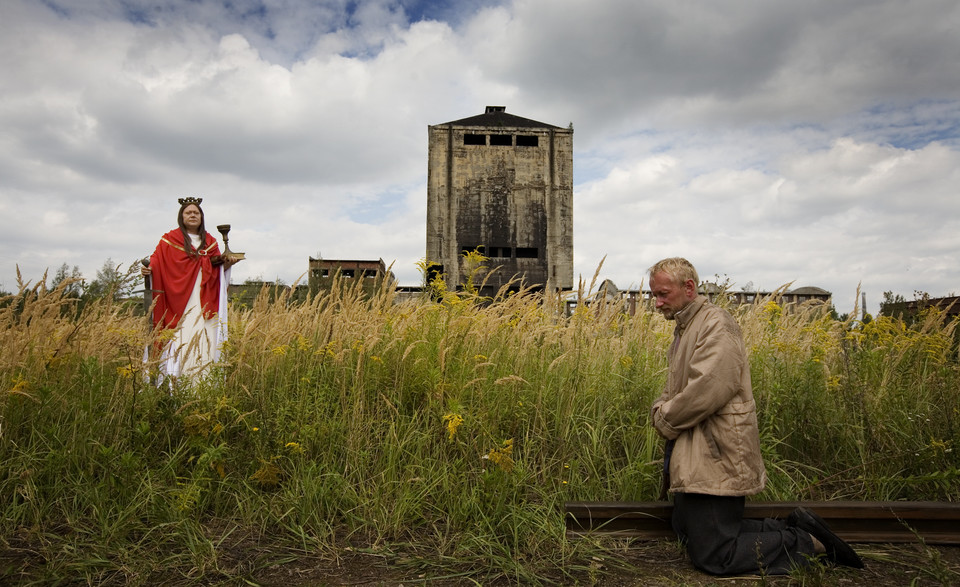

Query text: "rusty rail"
[565, 501, 960, 544]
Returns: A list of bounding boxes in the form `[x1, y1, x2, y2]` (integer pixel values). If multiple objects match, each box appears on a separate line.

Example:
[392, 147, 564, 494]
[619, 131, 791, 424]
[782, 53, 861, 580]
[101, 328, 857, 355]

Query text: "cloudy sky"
[2, 0, 958, 314]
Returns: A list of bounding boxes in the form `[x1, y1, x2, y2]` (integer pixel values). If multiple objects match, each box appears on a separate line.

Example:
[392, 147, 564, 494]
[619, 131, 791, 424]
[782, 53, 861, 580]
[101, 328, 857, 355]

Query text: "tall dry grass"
[2, 274, 958, 583]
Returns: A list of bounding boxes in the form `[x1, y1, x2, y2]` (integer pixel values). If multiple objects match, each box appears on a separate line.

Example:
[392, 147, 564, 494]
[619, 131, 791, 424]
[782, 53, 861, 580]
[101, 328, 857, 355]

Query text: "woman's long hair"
[177, 202, 207, 257]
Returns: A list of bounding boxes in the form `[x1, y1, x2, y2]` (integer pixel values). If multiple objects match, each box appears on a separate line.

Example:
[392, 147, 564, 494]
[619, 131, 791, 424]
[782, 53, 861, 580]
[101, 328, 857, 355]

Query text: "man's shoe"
[788, 507, 864, 569]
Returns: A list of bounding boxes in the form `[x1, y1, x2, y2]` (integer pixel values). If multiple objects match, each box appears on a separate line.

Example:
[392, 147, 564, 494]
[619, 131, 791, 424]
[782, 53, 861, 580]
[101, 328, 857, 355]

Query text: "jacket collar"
[674, 295, 707, 335]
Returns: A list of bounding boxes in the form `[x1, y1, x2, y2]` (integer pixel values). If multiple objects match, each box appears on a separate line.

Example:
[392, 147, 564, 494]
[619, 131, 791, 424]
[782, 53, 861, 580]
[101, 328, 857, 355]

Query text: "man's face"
[650, 271, 696, 319]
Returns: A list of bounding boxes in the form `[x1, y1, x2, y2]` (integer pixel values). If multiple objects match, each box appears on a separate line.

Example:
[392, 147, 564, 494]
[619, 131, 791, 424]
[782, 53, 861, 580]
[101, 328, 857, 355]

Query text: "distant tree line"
[879, 290, 937, 325]
[1, 258, 145, 316]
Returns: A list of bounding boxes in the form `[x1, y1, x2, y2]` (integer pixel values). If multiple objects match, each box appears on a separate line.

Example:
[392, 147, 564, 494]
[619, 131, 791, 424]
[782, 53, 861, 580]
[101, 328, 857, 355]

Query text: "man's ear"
[685, 279, 697, 298]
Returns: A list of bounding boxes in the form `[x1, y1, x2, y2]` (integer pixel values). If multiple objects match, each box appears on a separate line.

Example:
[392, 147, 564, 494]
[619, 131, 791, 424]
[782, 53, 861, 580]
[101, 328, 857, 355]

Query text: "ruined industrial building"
[426, 106, 574, 296]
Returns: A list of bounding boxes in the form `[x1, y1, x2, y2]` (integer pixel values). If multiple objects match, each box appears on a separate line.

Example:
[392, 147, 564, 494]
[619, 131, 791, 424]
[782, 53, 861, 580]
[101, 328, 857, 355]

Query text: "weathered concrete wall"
[426, 118, 573, 294]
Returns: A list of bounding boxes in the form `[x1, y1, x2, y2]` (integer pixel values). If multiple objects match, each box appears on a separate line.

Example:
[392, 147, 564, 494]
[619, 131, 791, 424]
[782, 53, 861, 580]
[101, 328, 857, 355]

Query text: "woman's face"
[182, 204, 202, 233]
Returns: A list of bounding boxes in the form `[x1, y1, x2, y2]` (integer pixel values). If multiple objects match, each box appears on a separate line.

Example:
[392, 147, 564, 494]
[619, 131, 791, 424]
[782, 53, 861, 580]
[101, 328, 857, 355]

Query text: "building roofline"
[308, 257, 385, 264]
[435, 106, 565, 130]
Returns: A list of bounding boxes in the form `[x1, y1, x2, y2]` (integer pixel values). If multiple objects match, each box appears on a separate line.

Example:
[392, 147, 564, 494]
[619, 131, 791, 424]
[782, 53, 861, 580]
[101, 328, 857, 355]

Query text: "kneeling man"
[649, 257, 862, 575]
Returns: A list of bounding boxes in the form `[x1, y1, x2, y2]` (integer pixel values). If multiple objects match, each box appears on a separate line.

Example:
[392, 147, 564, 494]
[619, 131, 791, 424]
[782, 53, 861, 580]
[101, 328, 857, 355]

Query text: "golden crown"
[178, 197, 203, 206]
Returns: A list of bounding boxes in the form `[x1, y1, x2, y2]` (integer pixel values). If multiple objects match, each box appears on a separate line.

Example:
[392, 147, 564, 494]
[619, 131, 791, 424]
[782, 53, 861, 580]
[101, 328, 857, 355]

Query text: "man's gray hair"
[649, 257, 699, 287]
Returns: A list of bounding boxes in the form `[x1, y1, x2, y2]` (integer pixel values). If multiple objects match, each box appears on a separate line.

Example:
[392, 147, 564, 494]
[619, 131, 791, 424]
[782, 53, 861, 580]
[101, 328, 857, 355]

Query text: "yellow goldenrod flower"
[9, 374, 30, 393]
[442, 413, 464, 440]
[250, 461, 282, 488]
[486, 438, 515, 472]
[763, 300, 781, 322]
[314, 341, 338, 358]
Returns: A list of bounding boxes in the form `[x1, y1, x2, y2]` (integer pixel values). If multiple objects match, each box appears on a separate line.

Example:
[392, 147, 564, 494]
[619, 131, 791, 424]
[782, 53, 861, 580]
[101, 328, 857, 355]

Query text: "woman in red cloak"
[142, 198, 238, 379]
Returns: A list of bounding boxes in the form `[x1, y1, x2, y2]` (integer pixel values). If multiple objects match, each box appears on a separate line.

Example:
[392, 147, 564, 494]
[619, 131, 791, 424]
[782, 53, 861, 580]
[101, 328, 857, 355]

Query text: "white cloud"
[1, 0, 959, 313]
[574, 133, 960, 310]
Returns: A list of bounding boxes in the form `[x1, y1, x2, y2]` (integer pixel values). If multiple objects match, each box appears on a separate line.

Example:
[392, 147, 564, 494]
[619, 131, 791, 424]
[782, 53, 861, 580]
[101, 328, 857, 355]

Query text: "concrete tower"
[426, 106, 573, 295]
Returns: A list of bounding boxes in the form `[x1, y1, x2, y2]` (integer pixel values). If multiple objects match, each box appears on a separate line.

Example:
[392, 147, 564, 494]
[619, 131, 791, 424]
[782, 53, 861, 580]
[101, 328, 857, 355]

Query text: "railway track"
[565, 501, 960, 544]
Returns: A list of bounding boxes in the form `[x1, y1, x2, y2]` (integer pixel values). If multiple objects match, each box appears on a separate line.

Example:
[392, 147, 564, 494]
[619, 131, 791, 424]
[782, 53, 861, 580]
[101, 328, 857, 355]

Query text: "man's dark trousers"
[672, 492, 815, 575]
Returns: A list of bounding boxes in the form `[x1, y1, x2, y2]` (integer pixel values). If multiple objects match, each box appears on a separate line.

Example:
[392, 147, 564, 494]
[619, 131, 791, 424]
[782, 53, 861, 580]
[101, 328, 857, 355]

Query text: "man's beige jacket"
[651, 295, 767, 496]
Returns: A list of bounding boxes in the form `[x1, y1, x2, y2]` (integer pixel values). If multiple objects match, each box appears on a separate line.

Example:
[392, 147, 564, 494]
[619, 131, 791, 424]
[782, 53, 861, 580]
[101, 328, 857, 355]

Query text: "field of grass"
[2, 273, 958, 584]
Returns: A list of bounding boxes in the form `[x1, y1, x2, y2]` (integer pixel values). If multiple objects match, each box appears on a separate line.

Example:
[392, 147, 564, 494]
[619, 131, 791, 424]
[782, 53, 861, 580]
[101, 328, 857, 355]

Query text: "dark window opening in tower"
[516, 135, 539, 147]
[515, 247, 538, 258]
[488, 246, 510, 258]
[463, 134, 485, 145]
[489, 134, 512, 146]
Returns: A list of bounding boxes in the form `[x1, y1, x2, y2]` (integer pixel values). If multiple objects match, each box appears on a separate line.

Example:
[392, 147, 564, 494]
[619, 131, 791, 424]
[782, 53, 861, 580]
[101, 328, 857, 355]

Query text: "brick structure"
[308, 258, 394, 297]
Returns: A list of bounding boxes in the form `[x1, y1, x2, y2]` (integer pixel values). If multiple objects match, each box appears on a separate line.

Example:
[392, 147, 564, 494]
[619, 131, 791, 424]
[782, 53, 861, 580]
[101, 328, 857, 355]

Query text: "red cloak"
[149, 228, 221, 332]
